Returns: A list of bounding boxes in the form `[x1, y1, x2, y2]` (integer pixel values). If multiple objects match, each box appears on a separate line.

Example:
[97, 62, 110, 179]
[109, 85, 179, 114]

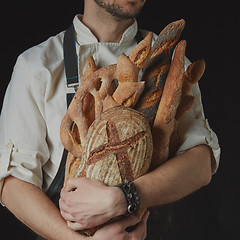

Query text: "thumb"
[136, 210, 150, 227]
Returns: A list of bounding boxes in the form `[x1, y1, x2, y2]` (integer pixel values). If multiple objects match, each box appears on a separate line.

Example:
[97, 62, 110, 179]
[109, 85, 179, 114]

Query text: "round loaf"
[74, 105, 153, 186]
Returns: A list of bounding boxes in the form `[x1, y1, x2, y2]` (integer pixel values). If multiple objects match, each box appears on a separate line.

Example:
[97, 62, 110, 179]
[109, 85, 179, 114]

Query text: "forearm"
[134, 144, 212, 209]
[58, 145, 212, 232]
[1, 176, 85, 240]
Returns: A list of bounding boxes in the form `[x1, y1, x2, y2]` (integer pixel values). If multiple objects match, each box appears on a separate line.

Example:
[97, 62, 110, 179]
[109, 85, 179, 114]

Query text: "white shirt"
[0, 15, 220, 200]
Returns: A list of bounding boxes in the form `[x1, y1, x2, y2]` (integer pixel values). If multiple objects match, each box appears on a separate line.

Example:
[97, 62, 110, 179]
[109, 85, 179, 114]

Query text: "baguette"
[151, 40, 186, 168]
[169, 59, 206, 156]
[135, 19, 186, 123]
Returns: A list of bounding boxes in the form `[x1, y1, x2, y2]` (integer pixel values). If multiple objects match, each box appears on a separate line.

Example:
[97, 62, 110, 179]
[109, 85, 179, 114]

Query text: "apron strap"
[63, 24, 79, 87]
[45, 25, 78, 205]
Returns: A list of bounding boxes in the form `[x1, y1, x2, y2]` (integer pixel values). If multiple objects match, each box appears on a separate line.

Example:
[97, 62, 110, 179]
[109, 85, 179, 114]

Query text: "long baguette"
[135, 19, 185, 124]
[151, 40, 186, 168]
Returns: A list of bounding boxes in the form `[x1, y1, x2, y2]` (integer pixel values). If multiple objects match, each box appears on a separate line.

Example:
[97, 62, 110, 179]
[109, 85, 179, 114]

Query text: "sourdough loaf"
[74, 105, 153, 186]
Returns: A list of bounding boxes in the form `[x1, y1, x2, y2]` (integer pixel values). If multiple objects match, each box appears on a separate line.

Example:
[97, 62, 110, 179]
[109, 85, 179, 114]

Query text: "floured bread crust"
[76, 106, 153, 186]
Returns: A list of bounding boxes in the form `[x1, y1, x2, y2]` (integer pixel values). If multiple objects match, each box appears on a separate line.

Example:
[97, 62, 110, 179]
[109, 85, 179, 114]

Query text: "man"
[0, 0, 220, 239]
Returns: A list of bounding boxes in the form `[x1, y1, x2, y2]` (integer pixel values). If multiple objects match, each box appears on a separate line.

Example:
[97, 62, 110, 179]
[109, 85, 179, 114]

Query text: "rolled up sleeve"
[176, 82, 220, 174]
[0, 55, 50, 201]
[0, 141, 47, 192]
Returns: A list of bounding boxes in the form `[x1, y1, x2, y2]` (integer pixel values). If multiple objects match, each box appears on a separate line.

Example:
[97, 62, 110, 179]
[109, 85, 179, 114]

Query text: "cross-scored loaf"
[75, 106, 153, 185]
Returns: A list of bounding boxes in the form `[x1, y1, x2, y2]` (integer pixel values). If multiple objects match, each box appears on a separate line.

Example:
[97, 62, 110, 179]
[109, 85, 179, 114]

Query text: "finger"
[118, 214, 142, 229]
[64, 177, 80, 192]
[59, 197, 71, 211]
[136, 210, 150, 227]
[67, 221, 84, 231]
[63, 210, 94, 230]
[129, 211, 149, 240]
[60, 188, 71, 202]
[60, 189, 77, 208]
[60, 209, 75, 222]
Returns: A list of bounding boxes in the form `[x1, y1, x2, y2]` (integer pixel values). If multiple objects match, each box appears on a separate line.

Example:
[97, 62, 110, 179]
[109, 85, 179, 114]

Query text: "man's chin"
[94, 0, 144, 20]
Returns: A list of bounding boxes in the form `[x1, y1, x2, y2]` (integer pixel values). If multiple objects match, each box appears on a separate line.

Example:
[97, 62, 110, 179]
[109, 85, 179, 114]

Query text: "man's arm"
[60, 144, 212, 230]
[2, 176, 148, 240]
[134, 144, 212, 208]
[1, 176, 86, 240]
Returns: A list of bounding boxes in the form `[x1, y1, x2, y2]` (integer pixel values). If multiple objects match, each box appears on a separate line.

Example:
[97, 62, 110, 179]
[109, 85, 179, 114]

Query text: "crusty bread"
[82, 56, 98, 83]
[151, 40, 186, 169]
[60, 19, 207, 237]
[135, 19, 186, 123]
[169, 59, 206, 156]
[116, 53, 140, 83]
[75, 106, 152, 185]
[60, 31, 153, 161]
[129, 32, 153, 69]
[112, 82, 145, 107]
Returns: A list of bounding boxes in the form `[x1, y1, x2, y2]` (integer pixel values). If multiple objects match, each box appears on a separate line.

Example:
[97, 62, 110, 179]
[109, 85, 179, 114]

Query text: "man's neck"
[82, 1, 134, 43]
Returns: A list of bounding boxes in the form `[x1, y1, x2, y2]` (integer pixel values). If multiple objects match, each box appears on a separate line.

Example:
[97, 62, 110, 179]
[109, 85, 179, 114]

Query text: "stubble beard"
[93, 0, 143, 20]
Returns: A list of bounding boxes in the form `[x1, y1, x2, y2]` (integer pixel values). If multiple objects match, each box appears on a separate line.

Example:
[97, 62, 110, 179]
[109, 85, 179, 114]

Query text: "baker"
[0, 1, 220, 240]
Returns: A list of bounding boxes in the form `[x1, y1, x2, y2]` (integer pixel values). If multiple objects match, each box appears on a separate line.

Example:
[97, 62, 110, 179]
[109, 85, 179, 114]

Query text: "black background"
[0, 1, 239, 239]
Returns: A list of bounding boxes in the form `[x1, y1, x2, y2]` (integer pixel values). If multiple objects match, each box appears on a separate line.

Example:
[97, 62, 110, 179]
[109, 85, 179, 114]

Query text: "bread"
[60, 30, 153, 192]
[60, 32, 153, 160]
[82, 56, 98, 83]
[60, 18, 207, 236]
[135, 19, 186, 123]
[151, 40, 186, 169]
[151, 45, 206, 168]
[74, 106, 152, 185]
[169, 59, 206, 156]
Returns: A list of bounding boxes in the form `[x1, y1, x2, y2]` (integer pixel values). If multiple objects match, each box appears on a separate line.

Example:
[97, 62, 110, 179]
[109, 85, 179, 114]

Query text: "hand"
[59, 177, 126, 231]
[92, 210, 149, 240]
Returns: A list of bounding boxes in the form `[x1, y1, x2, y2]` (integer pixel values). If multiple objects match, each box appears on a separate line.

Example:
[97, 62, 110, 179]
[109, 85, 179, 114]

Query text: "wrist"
[115, 180, 140, 215]
[108, 186, 127, 217]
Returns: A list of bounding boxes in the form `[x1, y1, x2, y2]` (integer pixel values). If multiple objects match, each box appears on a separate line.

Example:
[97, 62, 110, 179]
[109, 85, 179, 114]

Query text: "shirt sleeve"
[175, 75, 220, 174]
[0, 55, 50, 201]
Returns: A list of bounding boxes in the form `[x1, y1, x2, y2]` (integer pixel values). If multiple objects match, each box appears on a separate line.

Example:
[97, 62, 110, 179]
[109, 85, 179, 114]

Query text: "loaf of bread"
[135, 19, 186, 124]
[151, 43, 206, 168]
[151, 40, 186, 169]
[169, 59, 206, 157]
[74, 105, 153, 185]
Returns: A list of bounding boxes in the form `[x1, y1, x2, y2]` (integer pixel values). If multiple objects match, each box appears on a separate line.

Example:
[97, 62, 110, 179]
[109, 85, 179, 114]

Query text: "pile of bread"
[60, 19, 206, 235]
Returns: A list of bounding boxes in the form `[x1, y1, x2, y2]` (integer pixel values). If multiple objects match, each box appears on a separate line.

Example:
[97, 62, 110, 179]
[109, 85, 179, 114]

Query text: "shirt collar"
[73, 14, 138, 45]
